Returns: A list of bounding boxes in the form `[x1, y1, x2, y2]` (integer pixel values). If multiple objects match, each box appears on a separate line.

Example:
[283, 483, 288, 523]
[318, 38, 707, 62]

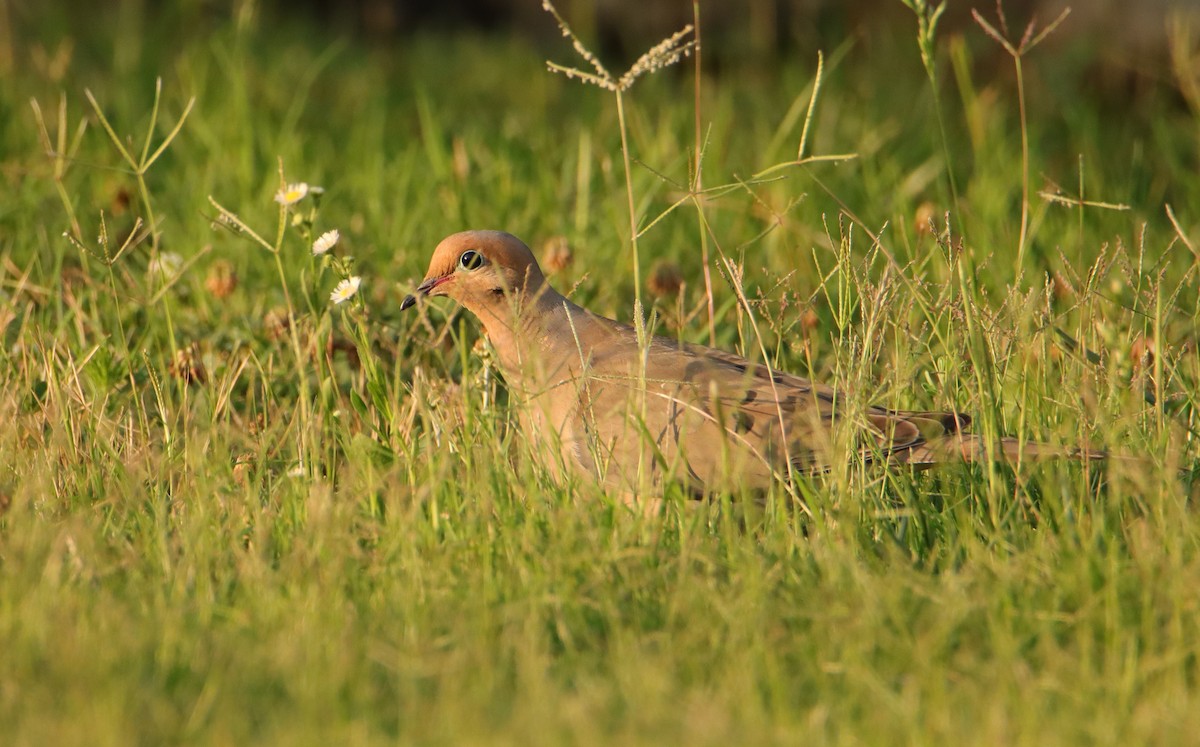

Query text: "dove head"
[401, 230, 548, 317]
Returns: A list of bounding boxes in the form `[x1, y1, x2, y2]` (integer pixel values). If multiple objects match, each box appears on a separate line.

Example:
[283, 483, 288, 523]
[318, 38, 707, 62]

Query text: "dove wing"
[544, 316, 966, 492]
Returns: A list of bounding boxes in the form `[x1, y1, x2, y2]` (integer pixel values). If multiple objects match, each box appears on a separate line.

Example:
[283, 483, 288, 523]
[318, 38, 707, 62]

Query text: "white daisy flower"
[274, 182, 309, 206]
[330, 276, 362, 305]
[312, 229, 340, 256]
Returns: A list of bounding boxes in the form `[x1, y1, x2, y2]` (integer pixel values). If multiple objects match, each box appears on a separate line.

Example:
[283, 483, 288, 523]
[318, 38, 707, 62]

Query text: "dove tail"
[897, 434, 1108, 466]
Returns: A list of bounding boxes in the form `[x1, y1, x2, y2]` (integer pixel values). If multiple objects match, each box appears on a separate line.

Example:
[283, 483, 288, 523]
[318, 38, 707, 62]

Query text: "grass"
[2, 2, 1200, 744]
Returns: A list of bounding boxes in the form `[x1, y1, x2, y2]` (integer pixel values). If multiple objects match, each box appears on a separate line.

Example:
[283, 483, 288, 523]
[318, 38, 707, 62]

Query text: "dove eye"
[458, 250, 484, 270]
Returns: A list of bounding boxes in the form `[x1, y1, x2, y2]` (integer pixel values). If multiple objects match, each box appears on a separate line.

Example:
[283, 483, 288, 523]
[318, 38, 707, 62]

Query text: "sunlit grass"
[1, 3, 1199, 745]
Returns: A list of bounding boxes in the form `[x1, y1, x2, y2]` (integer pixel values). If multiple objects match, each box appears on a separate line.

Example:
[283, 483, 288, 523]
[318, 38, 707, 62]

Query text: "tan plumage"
[402, 230, 1100, 494]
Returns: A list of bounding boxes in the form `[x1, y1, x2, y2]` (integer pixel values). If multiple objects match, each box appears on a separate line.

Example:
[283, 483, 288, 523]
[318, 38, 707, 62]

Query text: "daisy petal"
[312, 229, 340, 256]
[330, 276, 362, 305]
[274, 182, 309, 206]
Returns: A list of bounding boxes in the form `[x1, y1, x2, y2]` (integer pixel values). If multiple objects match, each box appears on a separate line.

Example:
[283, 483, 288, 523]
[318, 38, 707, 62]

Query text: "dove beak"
[400, 275, 452, 311]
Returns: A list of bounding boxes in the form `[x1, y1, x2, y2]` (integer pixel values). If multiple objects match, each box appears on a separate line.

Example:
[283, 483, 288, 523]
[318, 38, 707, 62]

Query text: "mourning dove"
[402, 230, 1101, 495]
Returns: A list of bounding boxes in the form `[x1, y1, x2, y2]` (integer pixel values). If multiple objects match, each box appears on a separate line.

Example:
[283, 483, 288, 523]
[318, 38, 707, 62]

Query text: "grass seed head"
[801, 307, 821, 334]
[540, 236, 574, 274]
[169, 343, 206, 385]
[263, 306, 291, 342]
[1051, 271, 1076, 302]
[648, 261, 683, 297]
[110, 184, 132, 216]
[232, 453, 254, 486]
[617, 26, 696, 92]
[914, 201, 938, 236]
[204, 258, 238, 298]
[543, 0, 693, 93]
[1131, 335, 1156, 372]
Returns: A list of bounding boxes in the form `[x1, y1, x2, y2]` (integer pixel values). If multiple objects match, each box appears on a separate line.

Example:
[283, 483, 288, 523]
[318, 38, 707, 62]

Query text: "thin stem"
[692, 0, 715, 346]
[930, 78, 962, 220]
[104, 254, 151, 440]
[137, 173, 159, 250]
[972, 6, 1069, 272]
[275, 202, 288, 254]
[615, 89, 641, 303]
[1014, 57, 1030, 270]
[31, 96, 86, 239]
[144, 95, 195, 169]
[796, 51, 824, 162]
[272, 247, 314, 474]
[84, 88, 137, 167]
[900, 1, 961, 221]
[717, 252, 800, 501]
[694, 199, 715, 346]
[692, 1, 703, 193]
[207, 196, 275, 252]
[140, 77, 162, 167]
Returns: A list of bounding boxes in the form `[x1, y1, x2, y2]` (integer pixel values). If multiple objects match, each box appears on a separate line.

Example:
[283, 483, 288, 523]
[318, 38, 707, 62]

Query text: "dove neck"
[470, 283, 583, 378]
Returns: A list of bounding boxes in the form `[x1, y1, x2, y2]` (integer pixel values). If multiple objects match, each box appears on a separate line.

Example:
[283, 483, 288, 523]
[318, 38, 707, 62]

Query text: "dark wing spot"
[787, 445, 821, 473]
[683, 360, 707, 381]
[884, 409, 971, 434]
[749, 364, 784, 384]
[942, 412, 971, 432]
[741, 389, 758, 405]
[731, 410, 755, 434]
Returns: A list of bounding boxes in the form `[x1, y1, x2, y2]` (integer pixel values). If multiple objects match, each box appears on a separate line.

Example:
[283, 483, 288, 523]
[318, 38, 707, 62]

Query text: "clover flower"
[148, 251, 184, 278]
